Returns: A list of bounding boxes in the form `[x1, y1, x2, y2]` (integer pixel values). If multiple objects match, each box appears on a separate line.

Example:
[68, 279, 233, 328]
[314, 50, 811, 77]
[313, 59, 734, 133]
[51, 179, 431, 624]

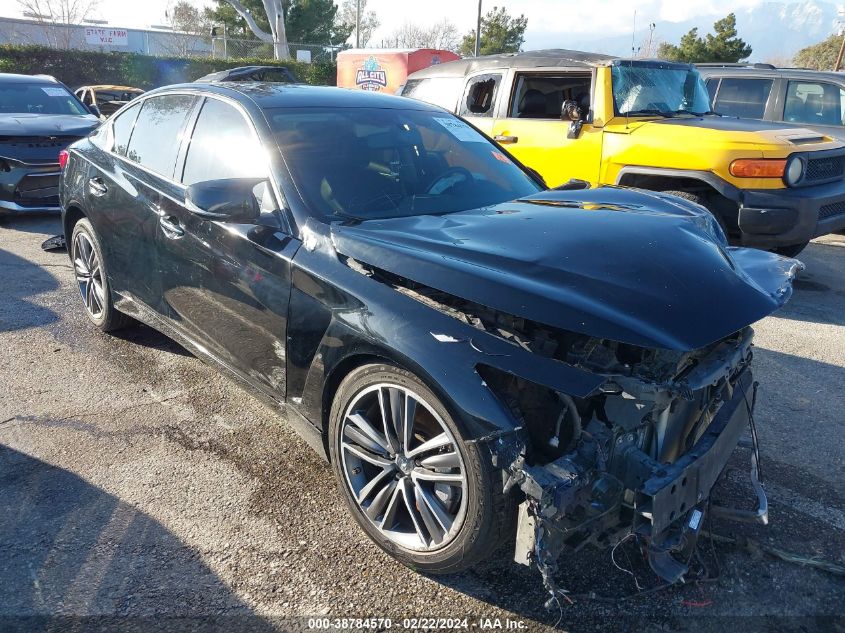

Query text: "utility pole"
[356, 0, 361, 48]
[474, 0, 482, 57]
[836, 9, 845, 71]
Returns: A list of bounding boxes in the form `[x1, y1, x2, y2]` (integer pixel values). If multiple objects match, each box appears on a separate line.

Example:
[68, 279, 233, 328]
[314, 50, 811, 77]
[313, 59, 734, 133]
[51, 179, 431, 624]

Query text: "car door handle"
[159, 215, 185, 238]
[493, 135, 518, 144]
[88, 177, 108, 196]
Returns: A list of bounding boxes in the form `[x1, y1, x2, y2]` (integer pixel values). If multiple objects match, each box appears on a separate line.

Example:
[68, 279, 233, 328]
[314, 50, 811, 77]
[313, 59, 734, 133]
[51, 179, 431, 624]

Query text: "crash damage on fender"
[329, 186, 802, 588]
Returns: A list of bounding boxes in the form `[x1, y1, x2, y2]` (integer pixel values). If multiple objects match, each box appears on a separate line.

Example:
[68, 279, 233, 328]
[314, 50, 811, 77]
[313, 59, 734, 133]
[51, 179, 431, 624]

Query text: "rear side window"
[111, 102, 141, 156]
[784, 81, 844, 127]
[705, 78, 719, 104]
[712, 78, 772, 119]
[401, 78, 462, 111]
[125, 94, 196, 177]
[459, 74, 502, 118]
[181, 98, 266, 185]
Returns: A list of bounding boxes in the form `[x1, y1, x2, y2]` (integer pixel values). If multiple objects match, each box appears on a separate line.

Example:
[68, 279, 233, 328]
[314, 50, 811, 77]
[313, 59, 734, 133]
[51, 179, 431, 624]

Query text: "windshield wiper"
[621, 108, 670, 117]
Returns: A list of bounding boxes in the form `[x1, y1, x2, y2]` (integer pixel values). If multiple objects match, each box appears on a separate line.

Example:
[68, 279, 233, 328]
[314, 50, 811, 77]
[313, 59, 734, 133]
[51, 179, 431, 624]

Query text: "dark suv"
[698, 64, 845, 141]
[0, 73, 100, 215]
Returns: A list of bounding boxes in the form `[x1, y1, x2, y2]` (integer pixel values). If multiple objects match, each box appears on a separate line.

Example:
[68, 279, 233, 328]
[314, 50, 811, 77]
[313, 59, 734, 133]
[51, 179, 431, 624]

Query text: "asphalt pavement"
[1, 213, 843, 633]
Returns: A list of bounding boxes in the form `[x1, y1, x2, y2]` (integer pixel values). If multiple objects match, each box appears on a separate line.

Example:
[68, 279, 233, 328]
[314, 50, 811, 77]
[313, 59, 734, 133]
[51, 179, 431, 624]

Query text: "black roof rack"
[695, 62, 776, 69]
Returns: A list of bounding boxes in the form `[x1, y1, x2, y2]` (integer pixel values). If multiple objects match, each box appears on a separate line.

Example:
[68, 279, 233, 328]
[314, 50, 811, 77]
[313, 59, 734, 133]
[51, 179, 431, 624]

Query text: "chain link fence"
[211, 37, 343, 63]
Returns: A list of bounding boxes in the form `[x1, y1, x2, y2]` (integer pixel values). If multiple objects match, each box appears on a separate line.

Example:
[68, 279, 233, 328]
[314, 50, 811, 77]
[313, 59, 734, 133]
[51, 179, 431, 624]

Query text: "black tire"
[328, 363, 515, 574]
[773, 242, 809, 258]
[662, 190, 731, 239]
[70, 218, 131, 332]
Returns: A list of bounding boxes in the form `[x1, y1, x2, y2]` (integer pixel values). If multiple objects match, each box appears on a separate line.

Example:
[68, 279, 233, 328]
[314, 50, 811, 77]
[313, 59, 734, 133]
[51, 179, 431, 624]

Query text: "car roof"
[81, 85, 145, 92]
[0, 73, 59, 84]
[697, 66, 845, 83]
[147, 82, 445, 112]
[405, 49, 698, 79]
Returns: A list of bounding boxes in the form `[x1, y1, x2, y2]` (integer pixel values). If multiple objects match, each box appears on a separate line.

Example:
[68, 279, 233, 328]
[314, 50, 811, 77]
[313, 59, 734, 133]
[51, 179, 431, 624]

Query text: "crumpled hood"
[0, 114, 99, 162]
[330, 187, 802, 351]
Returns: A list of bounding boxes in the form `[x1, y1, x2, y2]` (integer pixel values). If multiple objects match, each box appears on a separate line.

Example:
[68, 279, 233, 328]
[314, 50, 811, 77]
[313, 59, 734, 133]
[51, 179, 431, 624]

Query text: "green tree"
[657, 13, 751, 63]
[204, 0, 349, 48]
[459, 6, 527, 57]
[794, 34, 840, 70]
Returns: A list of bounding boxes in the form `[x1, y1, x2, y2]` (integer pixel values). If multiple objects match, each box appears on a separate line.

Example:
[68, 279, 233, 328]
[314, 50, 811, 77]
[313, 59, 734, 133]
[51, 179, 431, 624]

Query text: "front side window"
[267, 106, 542, 221]
[611, 63, 712, 116]
[0, 83, 89, 116]
[712, 78, 772, 119]
[509, 73, 591, 119]
[401, 78, 462, 112]
[181, 98, 267, 185]
[125, 94, 196, 177]
[459, 74, 502, 118]
[784, 81, 844, 127]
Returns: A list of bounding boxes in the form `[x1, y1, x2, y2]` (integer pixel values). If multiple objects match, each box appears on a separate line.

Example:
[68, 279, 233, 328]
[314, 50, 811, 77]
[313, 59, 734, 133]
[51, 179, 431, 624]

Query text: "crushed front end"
[494, 325, 766, 585]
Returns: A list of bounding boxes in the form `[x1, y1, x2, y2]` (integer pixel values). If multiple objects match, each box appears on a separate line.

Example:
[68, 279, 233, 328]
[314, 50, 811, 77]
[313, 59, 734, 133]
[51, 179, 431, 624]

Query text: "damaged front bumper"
[509, 364, 767, 585]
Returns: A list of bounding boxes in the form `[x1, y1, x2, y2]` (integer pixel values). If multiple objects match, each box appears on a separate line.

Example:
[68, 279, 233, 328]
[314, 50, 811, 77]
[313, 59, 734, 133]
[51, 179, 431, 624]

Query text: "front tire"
[328, 363, 514, 574]
[70, 218, 130, 332]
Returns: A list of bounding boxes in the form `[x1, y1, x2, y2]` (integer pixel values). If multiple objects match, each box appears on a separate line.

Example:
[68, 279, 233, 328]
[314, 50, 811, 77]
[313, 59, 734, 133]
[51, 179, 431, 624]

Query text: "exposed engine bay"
[346, 257, 768, 589]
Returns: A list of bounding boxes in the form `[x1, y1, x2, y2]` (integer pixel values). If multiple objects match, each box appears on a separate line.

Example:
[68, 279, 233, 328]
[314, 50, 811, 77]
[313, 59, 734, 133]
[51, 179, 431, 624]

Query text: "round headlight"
[785, 156, 805, 186]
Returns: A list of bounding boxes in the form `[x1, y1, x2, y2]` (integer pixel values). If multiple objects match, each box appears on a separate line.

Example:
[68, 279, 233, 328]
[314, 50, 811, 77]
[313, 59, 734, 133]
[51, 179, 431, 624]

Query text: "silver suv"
[698, 63, 845, 141]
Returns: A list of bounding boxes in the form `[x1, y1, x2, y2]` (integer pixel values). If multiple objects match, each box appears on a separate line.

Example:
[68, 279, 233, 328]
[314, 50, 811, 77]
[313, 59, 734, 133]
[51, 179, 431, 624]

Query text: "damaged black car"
[60, 83, 801, 587]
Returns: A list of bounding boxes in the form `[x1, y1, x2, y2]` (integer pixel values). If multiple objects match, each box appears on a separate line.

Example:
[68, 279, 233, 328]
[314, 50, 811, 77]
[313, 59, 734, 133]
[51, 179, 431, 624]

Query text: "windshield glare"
[267, 107, 542, 221]
[0, 83, 89, 116]
[612, 64, 712, 116]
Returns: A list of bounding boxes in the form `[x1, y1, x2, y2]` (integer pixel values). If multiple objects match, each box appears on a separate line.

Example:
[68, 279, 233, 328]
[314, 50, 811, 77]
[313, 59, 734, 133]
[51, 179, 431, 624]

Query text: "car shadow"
[110, 322, 193, 357]
[0, 444, 276, 632]
[775, 241, 845, 327]
[0, 248, 60, 333]
[0, 211, 63, 237]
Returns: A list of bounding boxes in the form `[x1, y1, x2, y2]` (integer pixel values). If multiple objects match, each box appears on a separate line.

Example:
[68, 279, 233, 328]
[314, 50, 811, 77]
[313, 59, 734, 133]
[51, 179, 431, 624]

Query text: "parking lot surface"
[1, 213, 843, 632]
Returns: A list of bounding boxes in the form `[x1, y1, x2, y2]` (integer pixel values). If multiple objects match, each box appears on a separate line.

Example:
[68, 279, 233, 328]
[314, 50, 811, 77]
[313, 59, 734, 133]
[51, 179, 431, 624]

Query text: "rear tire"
[70, 218, 130, 332]
[328, 363, 515, 574]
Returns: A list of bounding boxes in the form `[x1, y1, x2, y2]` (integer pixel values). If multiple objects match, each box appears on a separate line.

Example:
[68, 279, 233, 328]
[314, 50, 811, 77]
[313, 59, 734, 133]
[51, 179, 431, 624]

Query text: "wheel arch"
[63, 204, 86, 242]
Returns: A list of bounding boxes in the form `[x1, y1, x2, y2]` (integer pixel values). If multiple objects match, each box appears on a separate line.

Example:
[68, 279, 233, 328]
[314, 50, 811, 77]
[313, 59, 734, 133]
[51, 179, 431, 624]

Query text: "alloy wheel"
[340, 383, 468, 552]
[73, 232, 105, 319]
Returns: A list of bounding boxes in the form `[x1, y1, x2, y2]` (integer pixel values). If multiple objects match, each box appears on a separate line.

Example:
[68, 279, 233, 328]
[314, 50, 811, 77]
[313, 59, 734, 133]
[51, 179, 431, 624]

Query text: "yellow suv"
[400, 50, 845, 255]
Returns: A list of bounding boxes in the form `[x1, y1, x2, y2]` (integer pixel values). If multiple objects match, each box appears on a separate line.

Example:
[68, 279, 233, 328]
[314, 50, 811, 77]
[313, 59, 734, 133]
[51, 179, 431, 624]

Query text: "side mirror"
[87, 104, 102, 119]
[185, 178, 263, 223]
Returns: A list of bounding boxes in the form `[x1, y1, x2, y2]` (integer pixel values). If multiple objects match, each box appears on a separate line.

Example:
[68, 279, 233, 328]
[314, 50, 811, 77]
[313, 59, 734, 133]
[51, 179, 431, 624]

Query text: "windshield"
[267, 107, 542, 221]
[0, 83, 89, 116]
[611, 63, 712, 116]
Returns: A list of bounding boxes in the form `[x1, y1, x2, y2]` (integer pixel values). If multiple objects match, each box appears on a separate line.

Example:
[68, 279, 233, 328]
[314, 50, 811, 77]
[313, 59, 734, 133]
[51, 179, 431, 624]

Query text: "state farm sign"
[85, 28, 128, 46]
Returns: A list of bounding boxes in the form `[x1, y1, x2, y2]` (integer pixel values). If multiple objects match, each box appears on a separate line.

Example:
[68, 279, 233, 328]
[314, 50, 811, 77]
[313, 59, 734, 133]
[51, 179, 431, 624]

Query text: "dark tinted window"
[182, 98, 266, 185]
[126, 94, 196, 176]
[784, 80, 844, 127]
[111, 101, 141, 156]
[459, 74, 502, 117]
[0, 83, 88, 115]
[705, 78, 719, 104]
[712, 78, 772, 119]
[402, 77, 462, 111]
[267, 106, 541, 220]
[510, 73, 591, 118]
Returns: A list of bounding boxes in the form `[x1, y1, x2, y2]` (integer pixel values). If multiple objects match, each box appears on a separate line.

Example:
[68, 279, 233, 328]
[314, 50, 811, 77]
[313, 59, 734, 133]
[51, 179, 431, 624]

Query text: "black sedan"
[0, 73, 100, 215]
[60, 83, 800, 586]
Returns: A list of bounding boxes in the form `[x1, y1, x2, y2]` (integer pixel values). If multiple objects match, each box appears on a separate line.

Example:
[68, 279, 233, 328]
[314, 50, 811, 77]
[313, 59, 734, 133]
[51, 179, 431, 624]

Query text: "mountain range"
[526, 0, 841, 63]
